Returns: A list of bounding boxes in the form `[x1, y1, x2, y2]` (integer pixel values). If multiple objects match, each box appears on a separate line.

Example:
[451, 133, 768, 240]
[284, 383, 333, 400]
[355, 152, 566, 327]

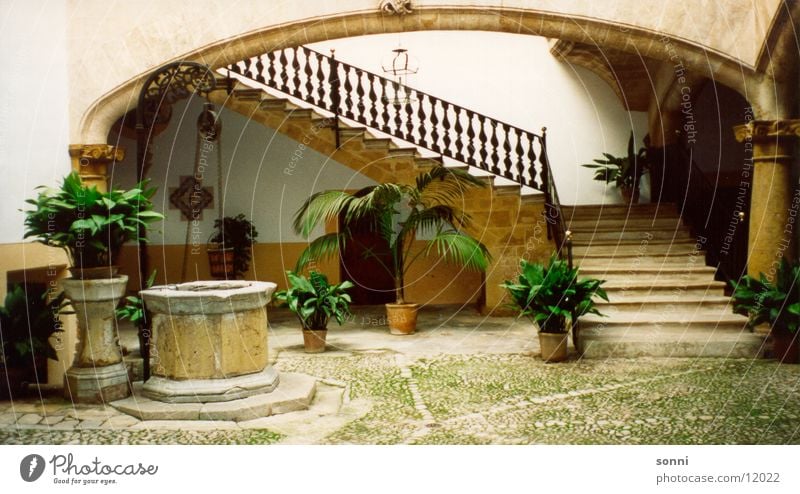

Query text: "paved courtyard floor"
[1, 305, 799, 445]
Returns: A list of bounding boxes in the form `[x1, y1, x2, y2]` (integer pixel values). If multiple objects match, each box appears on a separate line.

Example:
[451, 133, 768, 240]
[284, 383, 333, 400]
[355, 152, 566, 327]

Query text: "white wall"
[309, 32, 649, 205]
[112, 97, 375, 245]
[0, 1, 71, 244]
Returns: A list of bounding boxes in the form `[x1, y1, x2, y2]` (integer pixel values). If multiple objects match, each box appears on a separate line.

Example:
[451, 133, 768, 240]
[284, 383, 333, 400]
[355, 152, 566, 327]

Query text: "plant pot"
[620, 186, 639, 205]
[386, 303, 419, 335]
[302, 329, 328, 353]
[771, 327, 799, 364]
[68, 266, 119, 280]
[539, 332, 568, 363]
[208, 246, 235, 279]
[61, 275, 131, 403]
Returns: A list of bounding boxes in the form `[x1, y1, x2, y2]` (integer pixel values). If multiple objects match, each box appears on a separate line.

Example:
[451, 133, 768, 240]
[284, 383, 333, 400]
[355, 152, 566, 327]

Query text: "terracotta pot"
[539, 332, 568, 362]
[385, 303, 419, 335]
[207, 246, 235, 279]
[771, 327, 799, 364]
[302, 329, 328, 353]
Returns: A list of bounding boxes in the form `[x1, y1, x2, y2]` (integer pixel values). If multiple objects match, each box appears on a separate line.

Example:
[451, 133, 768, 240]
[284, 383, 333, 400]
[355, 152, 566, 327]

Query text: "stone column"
[68, 144, 125, 192]
[734, 120, 798, 280]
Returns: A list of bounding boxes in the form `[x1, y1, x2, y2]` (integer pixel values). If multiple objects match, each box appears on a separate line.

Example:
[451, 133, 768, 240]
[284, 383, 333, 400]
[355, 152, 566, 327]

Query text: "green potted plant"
[292, 167, 491, 335]
[273, 271, 353, 353]
[501, 254, 608, 362]
[0, 284, 71, 398]
[581, 131, 648, 204]
[732, 257, 799, 363]
[23, 172, 163, 279]
[208, 213, 259, 279]
[23, 172, 163, 402]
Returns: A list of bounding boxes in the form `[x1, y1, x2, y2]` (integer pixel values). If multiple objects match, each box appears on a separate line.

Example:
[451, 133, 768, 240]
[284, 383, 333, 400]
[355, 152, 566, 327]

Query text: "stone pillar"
[734, 120, 798, 280]
[68, 144, 125, 193]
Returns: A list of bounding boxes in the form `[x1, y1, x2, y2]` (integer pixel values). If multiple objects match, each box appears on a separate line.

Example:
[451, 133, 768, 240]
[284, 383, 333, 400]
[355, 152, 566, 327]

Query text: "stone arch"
[79, 6, 762, 144]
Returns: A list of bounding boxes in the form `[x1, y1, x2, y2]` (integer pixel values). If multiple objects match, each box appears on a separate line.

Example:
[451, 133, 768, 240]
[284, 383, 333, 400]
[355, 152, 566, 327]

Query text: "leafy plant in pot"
[581, 131, 649, 204]
[501, 254, 608, 362]
[731, 257, 799, 363]
[23, 172, 163, 279]
[0, 284, 71, 398]
[292, 167, 491, 335]
[23, 172, 163, 402]
[273, 271, 353, 353]
[208, 213, 259, 279]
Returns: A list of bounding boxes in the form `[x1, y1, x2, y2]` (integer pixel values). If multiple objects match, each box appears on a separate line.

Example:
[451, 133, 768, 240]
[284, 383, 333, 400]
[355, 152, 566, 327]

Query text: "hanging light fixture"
[381, 46, 419, 109]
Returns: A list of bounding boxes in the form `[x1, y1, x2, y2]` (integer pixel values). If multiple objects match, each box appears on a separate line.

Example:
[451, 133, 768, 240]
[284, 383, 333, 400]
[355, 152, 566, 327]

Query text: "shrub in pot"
[208, 213, 259, 279]
[0, 284, 71, 398]
[732, 257, 799, 363]
[292, 167, 491, 335]
[501, 254, 608, 362]
[581, 131, 648, 204]
[273, 271, 353, 353]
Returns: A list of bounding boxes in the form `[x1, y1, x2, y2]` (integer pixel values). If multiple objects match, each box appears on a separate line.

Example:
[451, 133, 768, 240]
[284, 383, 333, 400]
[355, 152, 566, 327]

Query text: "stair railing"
[226, 46, 550, 193]
[540, 127, 573, 268]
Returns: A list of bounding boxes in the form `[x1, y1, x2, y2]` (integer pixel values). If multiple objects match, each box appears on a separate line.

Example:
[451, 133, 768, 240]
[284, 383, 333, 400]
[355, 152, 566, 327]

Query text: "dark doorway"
[339, 207, 395, 305]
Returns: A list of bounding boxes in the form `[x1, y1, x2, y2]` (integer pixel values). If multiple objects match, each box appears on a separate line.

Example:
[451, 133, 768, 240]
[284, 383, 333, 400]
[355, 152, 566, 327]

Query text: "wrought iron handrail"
[226, 46, 549, 192]
[539, 128, 572, 267]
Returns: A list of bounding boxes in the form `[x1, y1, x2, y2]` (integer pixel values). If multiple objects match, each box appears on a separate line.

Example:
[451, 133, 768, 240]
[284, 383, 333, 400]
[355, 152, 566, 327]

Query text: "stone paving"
[2, 306, 799, 444]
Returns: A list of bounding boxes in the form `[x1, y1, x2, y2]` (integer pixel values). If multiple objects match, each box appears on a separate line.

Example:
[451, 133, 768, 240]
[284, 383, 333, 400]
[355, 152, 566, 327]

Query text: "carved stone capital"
[68, 144, 125, 162]
[733, 119, 800, 143]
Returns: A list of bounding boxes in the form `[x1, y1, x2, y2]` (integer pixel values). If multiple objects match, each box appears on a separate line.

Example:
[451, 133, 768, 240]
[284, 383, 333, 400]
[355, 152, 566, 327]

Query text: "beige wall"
[68, 0, 784, 143]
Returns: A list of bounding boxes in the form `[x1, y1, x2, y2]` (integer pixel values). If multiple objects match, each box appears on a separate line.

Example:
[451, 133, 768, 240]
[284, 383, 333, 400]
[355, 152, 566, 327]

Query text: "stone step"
[575, 324, 765, 358]
[573, 242, 701, 257]
[567, 217, 686, 231]
[562, 203, 678, 219]
[601, 279, 727, 297]
[579, 264, 716, 275]
[285, 107, 313, 120]
[576, 255, 708, 268]
[259, 97, 289, 111]
[595, 294, 733, 312]
[583, 307, 747, 326]
[583, 272, 719, 284]
[570, 230, 694, 242]
[233, 88, 263, 101]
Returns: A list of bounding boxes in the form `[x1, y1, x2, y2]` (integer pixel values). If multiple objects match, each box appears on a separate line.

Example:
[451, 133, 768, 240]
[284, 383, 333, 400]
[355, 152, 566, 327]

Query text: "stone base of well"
[111, 372, 316, 421]
[142, 367, 280, 403]
[64, 362, 131, 404]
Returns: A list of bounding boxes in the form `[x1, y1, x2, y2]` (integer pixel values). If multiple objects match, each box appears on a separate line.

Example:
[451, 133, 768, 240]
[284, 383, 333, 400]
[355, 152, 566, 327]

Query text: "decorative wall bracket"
[380, 0, 413, 15]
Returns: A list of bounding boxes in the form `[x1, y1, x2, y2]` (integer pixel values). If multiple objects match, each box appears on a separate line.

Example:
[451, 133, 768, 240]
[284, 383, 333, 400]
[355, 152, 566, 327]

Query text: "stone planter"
[539, 332, 568, 363]
[61, 275, 130, 403]
[386, 303, 419, 335]
[140, 280, 278, 403]
[302, 329, 328, 353]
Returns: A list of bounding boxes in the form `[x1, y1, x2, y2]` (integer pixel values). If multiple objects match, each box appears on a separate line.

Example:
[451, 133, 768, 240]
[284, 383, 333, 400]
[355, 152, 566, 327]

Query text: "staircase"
[565, 203, 765, 358]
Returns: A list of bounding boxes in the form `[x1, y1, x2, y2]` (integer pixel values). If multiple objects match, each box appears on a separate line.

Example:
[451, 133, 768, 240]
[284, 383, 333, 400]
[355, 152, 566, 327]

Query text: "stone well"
[139, 280, 279, 403]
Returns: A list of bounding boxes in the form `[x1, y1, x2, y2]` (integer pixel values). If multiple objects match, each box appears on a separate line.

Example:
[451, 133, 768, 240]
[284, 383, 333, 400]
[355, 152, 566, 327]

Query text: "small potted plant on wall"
[23, 172, 163, 402]
[501, 254, 608, 362]
[273, 271, 353, 353]
[208, 213, 259, 279]
[0, 284, 71, 399]
[582, 131, 649, 204]
[292, 167, 491, 335]
[732, 257, 799, 363]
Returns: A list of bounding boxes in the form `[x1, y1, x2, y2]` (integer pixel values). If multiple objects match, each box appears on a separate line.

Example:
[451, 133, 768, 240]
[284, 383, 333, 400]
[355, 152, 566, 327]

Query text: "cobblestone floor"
[2, 352, 798, 445]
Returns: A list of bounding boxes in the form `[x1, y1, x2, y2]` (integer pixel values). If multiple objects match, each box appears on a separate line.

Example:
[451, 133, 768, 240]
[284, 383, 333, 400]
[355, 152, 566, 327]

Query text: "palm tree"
[293, 166, 492, 305]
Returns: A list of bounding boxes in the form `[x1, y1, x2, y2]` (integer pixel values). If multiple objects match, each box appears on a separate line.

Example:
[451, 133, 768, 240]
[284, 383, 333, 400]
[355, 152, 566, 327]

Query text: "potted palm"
[501, 254, 608, 362]
[732, 257, 799, 363]
[23, 172, 163, 402]
[292, 167, 491, 335]
[581, 131, 648, 204]
[208, 213, 259, 279]
[0, 284, 71, 399]
[273, 271, 353, 353]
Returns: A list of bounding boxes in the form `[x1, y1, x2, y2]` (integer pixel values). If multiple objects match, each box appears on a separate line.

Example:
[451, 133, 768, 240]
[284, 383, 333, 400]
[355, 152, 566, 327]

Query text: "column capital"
[68, 144, 125, 162]
[733, 119, 800, 143]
